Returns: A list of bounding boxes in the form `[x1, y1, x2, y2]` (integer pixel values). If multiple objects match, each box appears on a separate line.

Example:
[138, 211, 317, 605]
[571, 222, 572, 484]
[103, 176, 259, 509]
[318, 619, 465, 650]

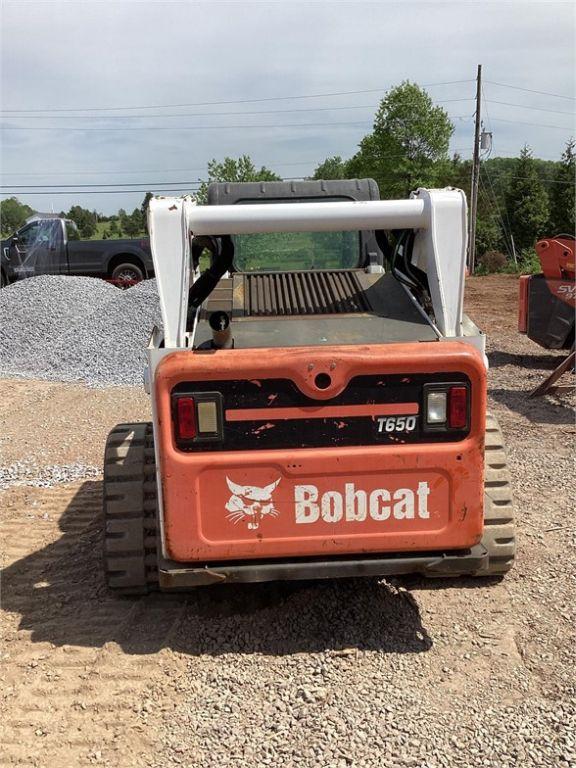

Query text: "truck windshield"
[231, 197, 360, 272]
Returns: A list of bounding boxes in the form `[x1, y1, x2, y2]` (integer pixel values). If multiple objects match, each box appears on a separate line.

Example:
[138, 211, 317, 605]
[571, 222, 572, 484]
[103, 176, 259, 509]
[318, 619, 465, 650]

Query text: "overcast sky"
[1, 0, 574, 215]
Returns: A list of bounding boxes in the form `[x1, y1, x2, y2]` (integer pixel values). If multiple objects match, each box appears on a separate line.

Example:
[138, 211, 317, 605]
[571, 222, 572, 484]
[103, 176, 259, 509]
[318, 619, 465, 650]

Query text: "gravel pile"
[0, 459, 102, 490]
[0, 275, 162, 387]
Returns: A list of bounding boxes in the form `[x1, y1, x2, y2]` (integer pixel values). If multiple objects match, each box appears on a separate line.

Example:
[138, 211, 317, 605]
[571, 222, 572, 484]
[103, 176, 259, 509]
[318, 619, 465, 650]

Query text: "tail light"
[448, 386, 468, 429]
[424, 383, 469, 432]
[172, 392, 223, 446]
[175, 397, 196, 439]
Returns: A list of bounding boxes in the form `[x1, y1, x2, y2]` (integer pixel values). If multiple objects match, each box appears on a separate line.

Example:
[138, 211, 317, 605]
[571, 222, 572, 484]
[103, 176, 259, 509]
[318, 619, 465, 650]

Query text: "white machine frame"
[146, 186, 483, 356]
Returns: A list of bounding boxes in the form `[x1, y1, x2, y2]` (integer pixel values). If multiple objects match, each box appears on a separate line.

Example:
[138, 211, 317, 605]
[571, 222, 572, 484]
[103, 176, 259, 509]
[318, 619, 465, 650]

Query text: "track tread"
[103, 422, 158, 594]
[476, 413, 516, 575]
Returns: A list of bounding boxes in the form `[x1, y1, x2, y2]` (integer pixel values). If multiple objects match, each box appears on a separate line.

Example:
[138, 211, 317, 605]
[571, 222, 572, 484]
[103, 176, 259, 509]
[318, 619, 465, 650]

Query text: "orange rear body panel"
[154, 342, 486, 562]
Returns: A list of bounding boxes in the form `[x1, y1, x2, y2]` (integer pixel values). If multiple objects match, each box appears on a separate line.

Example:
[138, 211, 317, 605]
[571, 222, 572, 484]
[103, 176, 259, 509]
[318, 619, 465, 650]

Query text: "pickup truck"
[0, 216, 154, 288]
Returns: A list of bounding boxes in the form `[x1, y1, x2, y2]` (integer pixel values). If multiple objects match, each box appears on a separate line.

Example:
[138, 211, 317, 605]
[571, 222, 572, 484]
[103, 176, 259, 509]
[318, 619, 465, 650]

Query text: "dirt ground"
[1, 274, 574, 768]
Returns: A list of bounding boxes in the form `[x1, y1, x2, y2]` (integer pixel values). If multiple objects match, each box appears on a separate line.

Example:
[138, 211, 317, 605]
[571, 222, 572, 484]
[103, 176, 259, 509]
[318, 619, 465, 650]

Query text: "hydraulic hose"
[187, 235, 234, 326]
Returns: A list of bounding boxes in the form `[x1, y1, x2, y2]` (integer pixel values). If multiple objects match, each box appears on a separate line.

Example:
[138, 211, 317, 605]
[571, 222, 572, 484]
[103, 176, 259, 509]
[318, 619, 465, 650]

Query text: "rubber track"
[477, 412, 516, 575]
[103, 422, 158, 594]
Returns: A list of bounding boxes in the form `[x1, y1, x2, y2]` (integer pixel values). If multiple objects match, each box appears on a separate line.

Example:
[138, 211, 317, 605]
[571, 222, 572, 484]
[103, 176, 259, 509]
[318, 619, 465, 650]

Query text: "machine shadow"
[1, 480, 433, 657]
[487, 350, 565, 370]
[489, 385, 574, 425]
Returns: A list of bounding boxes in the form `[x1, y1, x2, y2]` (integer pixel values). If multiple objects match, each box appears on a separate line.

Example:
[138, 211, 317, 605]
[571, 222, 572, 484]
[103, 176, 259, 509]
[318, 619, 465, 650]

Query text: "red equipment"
[518, 235, 575, 348]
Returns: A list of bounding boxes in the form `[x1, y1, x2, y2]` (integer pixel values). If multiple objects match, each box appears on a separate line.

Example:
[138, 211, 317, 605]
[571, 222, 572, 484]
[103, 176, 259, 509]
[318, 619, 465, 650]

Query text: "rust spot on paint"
[168, 204, 178, 210]
[459, 505, 468, 522]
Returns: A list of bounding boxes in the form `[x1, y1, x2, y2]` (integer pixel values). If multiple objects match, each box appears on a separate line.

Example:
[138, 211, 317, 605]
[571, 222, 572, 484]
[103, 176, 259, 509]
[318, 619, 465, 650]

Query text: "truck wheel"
[475, 413, 516, 576]
[103, 423, 158, 595]
[110, 262, 144, 288]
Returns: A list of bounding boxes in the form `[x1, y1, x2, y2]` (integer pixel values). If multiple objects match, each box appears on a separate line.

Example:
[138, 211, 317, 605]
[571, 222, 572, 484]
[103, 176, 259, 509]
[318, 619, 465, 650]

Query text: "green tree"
[312, 156, 349, 180]
[108, 218, 121, 238]
[0, 197, 33, 236]
[505, 145, 550, 252]
[122, 208, 145, 237]
[118, 208, 129, 235]
[548, 139, 575, 234]
[196, 155, 281, 203]
[346, 82, 454, 198]
[141, 192, 153, 232]
[475, 208, 504, 258]
[67, 205, 97, 239]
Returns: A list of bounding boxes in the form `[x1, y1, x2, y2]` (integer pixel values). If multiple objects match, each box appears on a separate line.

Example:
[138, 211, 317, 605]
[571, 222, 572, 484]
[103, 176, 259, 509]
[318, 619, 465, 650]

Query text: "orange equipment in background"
[518, 235, 575, 348]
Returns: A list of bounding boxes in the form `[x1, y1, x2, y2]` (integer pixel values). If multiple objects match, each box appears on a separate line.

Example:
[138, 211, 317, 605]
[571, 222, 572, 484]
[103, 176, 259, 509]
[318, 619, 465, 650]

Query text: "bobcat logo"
[225, 478, 281, 530]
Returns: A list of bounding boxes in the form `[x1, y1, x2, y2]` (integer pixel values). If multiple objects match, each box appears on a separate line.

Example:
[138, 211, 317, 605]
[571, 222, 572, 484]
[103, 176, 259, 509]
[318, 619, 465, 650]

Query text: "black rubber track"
[476, 412, 516, 575]
[103, 422, 158, 594]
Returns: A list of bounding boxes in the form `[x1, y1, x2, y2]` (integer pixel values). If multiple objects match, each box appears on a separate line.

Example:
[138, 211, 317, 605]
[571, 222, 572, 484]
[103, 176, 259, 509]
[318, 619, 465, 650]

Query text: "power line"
[0, 181, 205, 189]
[0, 120, 375, 132]
[0, 116, 473, 133]
[0, 161, 327, 176]
[3, 97, 569, 121]
[0, 149, 474, 180]
[485, 116, 574, 131]
[485, 173, 574, 186]
[479, 172, 514, 260]
[4, 168, 569, 191]
[1, 99, 474, 121]
[481, 90, 517, 256]
[0, 188, 202, 195]
[485, 80, 576, 101]
[0, 80, 473, 114]
[486, 99, 576, 116]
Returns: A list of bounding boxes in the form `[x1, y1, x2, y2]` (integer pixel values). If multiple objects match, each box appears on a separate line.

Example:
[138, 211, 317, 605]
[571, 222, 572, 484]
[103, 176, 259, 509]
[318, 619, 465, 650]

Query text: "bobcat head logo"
[225, 477, 281, 530]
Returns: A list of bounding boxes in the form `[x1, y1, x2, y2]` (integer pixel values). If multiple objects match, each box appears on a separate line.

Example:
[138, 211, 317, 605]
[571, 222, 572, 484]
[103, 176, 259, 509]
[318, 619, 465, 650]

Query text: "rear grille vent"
[245, 271, 371, 316]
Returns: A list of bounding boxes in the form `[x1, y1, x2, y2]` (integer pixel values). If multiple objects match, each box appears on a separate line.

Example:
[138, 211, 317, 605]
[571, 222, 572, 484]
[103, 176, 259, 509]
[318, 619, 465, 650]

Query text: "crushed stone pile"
[0, 459, 101, 490]
[0, 275, 162, 387]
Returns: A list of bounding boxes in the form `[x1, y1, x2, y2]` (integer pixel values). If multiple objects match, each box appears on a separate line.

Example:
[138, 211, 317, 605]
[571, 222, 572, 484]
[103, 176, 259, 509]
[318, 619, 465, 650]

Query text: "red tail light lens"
[175, 396, 196, 439]
[448, 386, 468, 429]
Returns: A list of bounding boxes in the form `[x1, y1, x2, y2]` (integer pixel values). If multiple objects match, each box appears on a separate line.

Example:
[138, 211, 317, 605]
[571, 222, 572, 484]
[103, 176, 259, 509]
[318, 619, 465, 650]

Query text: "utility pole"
[468, 64, 482, 275]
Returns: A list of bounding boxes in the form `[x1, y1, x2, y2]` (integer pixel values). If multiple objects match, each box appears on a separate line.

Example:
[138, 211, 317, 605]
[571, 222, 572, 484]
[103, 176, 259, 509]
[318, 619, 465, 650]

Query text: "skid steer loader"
[103, 179, 515, 593]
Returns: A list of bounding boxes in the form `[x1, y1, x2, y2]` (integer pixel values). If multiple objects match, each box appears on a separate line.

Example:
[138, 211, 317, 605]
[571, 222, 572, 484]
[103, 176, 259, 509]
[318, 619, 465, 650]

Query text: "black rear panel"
[172, 373, 470, 452]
